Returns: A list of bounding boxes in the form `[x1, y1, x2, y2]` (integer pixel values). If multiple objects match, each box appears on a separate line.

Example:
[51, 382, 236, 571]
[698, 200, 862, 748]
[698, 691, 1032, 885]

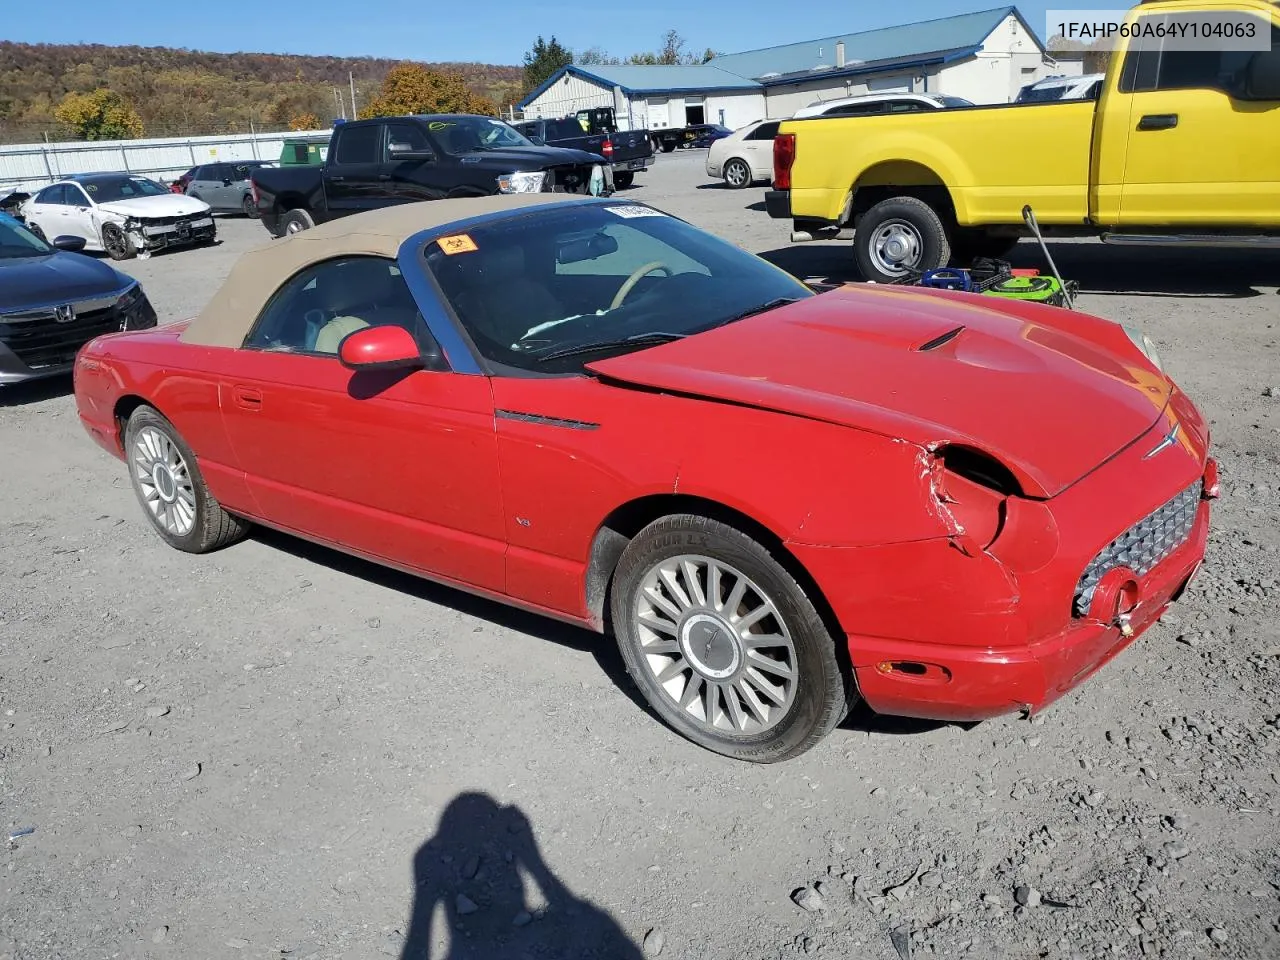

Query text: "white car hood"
[97, 194, 210, 219]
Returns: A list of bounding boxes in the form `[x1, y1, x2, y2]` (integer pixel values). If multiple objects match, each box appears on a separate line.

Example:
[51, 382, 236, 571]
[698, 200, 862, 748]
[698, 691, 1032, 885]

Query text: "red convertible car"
[73, 194, 1217, 762]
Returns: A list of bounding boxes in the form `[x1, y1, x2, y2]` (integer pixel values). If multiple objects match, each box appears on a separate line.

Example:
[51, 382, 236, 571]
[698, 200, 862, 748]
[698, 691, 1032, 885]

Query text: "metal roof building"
[518, 6, 1073, 134]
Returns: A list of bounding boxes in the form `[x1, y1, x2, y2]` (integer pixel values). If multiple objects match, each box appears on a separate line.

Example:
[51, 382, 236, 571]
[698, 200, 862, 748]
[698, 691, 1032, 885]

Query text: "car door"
[323, 122, 390, 214]
[1116, 13, 1280, 227]
[23, 185, 71, 239]
[383, 121, 449, 204]
[186, 165, 217, 205]
[61, 183, 100, 245]
[740, 121, 780, 179]
[217, 254, 507, 592]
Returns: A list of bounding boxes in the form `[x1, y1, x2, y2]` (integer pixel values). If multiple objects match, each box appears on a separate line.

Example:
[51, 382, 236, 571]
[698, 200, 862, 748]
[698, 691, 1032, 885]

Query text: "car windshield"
[422, 202, 813, 373]
[427, 116, 535, 154]
[80, 176, 169, 202]
[0, 215, 52, 259]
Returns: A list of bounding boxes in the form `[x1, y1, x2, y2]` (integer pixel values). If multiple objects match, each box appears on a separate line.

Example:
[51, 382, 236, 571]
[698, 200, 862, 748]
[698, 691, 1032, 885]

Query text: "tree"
[288, 112, 321, 130]
[359, 63, 496, 118]
[576, 47, 621, 66]
[54, 88, 143, 140]
[658, 29, 686, 66]
[522, 35, 573, 94]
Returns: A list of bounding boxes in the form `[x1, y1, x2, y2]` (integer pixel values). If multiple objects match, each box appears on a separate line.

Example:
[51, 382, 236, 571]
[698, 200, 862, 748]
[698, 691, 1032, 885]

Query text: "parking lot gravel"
[2, 150, 1279, 960]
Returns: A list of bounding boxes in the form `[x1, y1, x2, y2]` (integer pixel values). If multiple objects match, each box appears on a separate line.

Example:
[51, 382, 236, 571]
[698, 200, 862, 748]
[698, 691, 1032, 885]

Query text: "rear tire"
[853, 195, 951, 284]
[612, 171, 634, 189]
[241, 194, 260, 219]
[26, 222, 46, 242]
[610, 514, 853, 762]
[279, 208, 315, 236]
[124, 405, 250, 554]
[723, 158, 752, 189]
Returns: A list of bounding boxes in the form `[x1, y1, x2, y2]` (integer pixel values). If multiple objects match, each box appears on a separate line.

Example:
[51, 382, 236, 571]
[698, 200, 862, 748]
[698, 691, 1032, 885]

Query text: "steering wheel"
[611, 262, 673, 310]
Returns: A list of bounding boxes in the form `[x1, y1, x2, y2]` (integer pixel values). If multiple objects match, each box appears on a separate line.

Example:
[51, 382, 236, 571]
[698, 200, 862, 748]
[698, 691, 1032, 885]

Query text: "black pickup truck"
[250, 113, 614, 237]
[510, 117, 653, 188]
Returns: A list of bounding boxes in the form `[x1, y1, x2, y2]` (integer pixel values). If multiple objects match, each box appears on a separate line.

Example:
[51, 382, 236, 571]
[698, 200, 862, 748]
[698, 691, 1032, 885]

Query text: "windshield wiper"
[714, 296, 803, 327]
[536, 331, 688, 363]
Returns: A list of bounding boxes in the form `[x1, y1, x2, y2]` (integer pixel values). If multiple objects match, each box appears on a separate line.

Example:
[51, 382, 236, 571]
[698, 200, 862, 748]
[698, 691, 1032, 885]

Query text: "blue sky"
[8, 0, 1097, 63]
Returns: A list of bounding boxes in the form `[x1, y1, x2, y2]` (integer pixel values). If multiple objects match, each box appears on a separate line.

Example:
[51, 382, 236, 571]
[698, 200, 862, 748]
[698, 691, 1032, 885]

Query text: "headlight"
[1122, 324, 1163, 371]
[497, 171, 546, 194]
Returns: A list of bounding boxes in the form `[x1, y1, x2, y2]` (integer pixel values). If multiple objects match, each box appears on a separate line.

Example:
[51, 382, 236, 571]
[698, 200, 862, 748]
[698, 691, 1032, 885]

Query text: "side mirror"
[1242, 47, 1280, 100]
[388, 142, 435, 161]
[222, 178, 233, 186]
[52, 235, 87, 252]
[338, 325, 423, 371]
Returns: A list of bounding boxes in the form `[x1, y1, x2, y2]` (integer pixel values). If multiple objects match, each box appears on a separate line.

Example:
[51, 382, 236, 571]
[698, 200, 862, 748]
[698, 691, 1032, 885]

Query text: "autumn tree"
[289, 113, 321, 130]
[522, 36, 573, 94]
[359, 64, 496, 118]
[54, 88, 143, 140]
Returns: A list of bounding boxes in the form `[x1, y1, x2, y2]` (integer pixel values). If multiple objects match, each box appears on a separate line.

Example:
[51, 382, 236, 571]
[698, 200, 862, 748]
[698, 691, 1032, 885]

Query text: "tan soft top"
[181, 193, 589, 348]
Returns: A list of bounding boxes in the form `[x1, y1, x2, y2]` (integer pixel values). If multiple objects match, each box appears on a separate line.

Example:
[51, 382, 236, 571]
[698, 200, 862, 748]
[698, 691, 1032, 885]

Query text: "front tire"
[124, 405, 250, 554]
[279, 208, 315, 236]
[26, 222, 46, 242]
[853, 195, 951, 284]
[242, 194, 260, 218]
[101, 223, 136, 261]
[610, 514, 853, 762]
[723, 158, 752, 189]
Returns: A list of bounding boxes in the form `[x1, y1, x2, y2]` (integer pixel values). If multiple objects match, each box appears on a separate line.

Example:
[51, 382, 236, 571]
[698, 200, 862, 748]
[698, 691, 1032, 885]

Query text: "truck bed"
[783, 100, 1097, 227]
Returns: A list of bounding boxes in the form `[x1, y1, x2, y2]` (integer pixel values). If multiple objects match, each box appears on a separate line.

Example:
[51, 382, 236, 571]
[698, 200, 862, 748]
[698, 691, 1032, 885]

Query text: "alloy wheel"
[132, 426, 196, 537]
[867, 218, 924, 277]
[632, 554, 798, 736]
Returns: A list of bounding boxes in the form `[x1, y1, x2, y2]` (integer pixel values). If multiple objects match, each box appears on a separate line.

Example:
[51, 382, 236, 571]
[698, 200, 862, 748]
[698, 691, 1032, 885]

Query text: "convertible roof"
[180, 193, 588, 348]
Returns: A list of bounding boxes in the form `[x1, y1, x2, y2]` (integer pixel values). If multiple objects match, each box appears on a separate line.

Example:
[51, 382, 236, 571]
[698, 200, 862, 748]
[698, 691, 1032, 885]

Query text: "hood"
[456, 145, 605, 169]
[97, 194, 210, 218]
[586, 285, 1172, 498]
[0, 250, 132, 308]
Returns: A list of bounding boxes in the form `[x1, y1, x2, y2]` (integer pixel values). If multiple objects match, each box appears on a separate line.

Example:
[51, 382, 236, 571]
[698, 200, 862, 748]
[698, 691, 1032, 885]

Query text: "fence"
[0, 128, 333, 195]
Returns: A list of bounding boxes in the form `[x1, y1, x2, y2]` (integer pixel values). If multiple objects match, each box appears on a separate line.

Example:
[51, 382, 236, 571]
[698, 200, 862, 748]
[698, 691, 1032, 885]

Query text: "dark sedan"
[0, 215, 158, 385]
[688, 124, 733, 148]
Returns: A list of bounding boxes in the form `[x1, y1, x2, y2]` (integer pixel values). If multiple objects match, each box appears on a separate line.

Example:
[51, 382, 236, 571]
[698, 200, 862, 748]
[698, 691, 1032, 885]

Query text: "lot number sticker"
[606, 205, 666, 219]
[438, 234, 478, 255]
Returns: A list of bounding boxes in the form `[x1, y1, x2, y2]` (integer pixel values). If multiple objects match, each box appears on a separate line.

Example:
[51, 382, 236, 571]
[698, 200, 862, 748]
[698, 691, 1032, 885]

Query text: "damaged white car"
[19, 173, 215, 261]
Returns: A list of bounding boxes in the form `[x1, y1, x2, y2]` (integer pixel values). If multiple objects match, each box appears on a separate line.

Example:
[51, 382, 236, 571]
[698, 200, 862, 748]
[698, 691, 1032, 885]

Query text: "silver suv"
[182, 160, 275, 217]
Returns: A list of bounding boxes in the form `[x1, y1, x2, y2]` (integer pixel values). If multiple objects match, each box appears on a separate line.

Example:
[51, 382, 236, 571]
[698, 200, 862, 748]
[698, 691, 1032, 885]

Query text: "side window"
[1120, 17, 1278, 95]
[886, 101, 928, 112]
[231, 163, 253, 180]
[65, 184, 91, 207]
[825, 102, 878, 116]
[332, 124, 381, 165]
[244, 256, 432, 356]
[746, 121, 780, 140]
[384, 122, 432, 157]
[35, 185, 68, 205]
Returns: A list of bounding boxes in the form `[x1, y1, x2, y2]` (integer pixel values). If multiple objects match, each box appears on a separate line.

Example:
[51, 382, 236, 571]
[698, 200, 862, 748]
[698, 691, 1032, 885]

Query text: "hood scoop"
[916, 325, 965, 352]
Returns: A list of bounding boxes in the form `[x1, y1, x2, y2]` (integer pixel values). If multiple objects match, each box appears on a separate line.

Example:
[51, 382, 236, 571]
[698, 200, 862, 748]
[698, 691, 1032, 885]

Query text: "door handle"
[232, 386, 263, 410]
[327, 175, 345, 182]
[1137, 113, 1178, 130]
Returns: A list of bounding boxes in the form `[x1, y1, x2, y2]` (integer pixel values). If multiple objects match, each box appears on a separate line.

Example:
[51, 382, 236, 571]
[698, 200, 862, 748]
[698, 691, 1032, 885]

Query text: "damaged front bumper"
[118, 214, 216, 258]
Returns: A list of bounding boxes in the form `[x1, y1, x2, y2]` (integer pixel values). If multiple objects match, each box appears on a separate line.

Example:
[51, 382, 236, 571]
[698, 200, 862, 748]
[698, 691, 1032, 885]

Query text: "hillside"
[0, 42, 522, 144]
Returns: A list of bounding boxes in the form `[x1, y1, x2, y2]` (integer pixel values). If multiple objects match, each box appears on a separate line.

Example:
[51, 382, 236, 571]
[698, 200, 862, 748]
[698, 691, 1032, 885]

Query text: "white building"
[518, 5, 1078, 131]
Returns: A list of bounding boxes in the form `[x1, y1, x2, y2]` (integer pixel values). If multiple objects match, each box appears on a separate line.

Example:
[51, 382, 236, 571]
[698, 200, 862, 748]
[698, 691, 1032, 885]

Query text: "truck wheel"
[612, 171, 634, 189]
[853, 196, 951, 284]
[279, 209, 315, 236]
[662, 142, 676, 153]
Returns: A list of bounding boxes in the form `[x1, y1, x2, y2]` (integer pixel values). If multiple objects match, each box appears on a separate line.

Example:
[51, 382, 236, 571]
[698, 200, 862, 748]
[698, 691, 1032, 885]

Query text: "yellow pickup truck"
[765, 0, 1280, 283]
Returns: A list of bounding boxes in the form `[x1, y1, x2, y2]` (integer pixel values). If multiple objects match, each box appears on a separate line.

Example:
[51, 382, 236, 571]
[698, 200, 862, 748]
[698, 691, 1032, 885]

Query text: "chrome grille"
[0, 305, 121, 369]
[1073, 480, 1202, 616]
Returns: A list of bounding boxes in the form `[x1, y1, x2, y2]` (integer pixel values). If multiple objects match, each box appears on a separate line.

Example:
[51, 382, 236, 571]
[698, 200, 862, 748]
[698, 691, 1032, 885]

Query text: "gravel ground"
[2, 151, 1279, 960]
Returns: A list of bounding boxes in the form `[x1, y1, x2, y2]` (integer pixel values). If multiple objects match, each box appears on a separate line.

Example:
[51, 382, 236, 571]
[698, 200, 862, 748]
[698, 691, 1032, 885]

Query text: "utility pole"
[349, 72, 357, 119]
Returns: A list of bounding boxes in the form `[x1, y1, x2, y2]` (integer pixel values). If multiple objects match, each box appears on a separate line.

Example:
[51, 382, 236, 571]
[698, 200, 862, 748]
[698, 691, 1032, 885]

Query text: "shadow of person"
[400, 792, 644, 960]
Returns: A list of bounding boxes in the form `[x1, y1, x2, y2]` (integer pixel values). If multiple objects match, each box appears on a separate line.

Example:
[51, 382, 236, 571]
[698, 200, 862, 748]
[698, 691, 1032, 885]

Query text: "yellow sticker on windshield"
[438, 233, 478, 255]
